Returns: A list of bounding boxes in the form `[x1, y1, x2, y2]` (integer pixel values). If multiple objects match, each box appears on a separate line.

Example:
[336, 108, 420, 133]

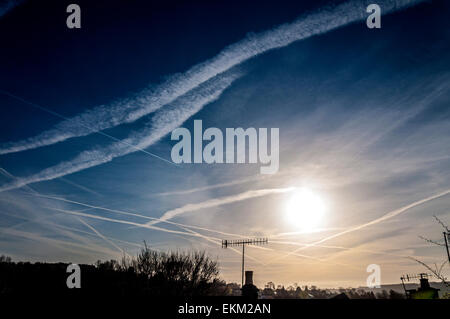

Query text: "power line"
[444, 231, 450, 264]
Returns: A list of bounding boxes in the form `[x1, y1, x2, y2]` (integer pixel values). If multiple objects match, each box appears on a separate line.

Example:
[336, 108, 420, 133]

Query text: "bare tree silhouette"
[0, 244, 220, 297]
[413, 215, 449, 291]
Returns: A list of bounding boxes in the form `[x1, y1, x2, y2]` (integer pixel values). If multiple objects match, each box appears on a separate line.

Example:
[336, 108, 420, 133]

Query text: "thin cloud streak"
[0, 227, 119, 258]
[152, 175, 265, 196]
[147, 187, 296, 226]
[51, 200, 265, 264]
[46, 221, 143, 249]
[23, 191, 246, 238]
[0, 167, 124, 258]
[75, 216, 129, 257]
[59, 177, 102, 197]
[0, 0, 424, 155]
[46, 206, 268, 264]
[30, 192, 278, 266]
[0, 71, 241, 192]
[273, 188, 450, 262]
[0, 90, 176, 165]
[47, 207, 222, 239]
[270, 240, 431, 260]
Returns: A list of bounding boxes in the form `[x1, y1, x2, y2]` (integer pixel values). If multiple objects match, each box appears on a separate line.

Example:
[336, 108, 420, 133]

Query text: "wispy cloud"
[0, 166, 127, 260]
[30, 187, 293, 251]
[47, 207, 216, 239]
[0, 0, 424, 155]
[0, 223, 120, 259]
[270, 240, 431, 260]
[75, 216, 129, 257]
[147, 187, 295, 226]
[46, 221, 143, 250]
[0, 71, 241, 192]
[152, 176, 263, 196]
[24, 192, 247, 238]
[45, 206, 267, 264]
[273, 188, 450, 262]
[44, 200, 271, 264]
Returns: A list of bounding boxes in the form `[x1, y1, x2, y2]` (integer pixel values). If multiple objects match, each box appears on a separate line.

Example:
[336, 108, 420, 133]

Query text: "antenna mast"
[222, 238, 268, 287]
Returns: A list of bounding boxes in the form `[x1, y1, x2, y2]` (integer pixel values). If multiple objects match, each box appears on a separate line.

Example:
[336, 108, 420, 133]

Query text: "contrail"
[22, 191, 247, 238]
[152, 175, 264, 196]
[0, 71, 241, 192]
[58, 177, 103, 196]
[0, 166, 122, 255]
[47, 221, 143, 249]
[0, 166, 37, 194]
[0, 226, 119, 257]
[75, 216, 130, 257]
[0, 90, 177, 165]
[271, 227, 346, 238]
[146, 187, 296, 226]
[38, 196, 353, 267]
[0, 0, 425, 155]
[152, 173, 278, 196]
[259, 240, 357, 268]
[272, 188, 450, 262]
[46, 207, 218, 239]
[40, 192, 266, 264]
[269, 240, 432, 260]
[48, 206, 266, 264]
[27, 190, 270, 265]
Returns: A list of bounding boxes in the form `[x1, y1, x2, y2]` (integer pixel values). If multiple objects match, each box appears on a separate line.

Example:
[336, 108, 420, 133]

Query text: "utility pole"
[221, 238, 268, 287]
[444, 232, 450, 263]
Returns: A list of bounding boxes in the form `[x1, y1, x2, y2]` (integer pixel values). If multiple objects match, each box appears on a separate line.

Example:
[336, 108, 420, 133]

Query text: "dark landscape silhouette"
[1, 248, 448, 299]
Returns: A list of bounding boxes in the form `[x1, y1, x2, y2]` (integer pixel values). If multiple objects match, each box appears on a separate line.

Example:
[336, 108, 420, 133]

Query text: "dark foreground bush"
[0, 248, 220, 297]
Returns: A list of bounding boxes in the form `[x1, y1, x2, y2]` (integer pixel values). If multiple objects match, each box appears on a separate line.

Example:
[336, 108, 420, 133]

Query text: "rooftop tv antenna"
[400, 273, 433, 297]
[222, 238, 268, 287]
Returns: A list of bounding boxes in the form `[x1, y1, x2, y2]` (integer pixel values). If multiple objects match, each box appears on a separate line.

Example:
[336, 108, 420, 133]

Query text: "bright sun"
[285, 188, 326, 232]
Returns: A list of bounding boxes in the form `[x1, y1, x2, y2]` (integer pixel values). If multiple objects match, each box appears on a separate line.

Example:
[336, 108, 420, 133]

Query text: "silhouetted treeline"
[0, 252, 413, 298]
[0, 247, 220, 297]
[258, 283, 406, 299]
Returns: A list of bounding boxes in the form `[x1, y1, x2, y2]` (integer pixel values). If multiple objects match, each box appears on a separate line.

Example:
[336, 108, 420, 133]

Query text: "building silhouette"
[406, 276, 440, 299]
[241, 271, 259, 299]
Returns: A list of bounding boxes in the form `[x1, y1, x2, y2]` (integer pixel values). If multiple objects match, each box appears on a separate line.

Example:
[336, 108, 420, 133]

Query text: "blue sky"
[0, 0, 450, 288]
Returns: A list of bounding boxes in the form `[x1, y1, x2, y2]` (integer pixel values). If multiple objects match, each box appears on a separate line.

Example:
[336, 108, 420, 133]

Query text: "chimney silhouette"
[245, 271, 253, 285]
[241, 270, 258, 299]
[419, 277, 430, 290]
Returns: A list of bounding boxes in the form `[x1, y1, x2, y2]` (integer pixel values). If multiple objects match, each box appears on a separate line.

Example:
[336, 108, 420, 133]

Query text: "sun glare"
[285, 188, 326, 232]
